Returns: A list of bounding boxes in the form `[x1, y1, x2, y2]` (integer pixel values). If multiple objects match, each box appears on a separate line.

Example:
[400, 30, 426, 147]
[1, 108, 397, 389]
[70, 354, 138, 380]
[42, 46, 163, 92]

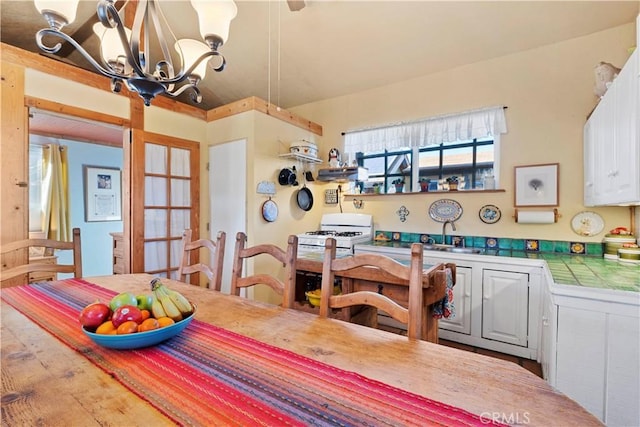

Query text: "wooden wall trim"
[25, 96, 131, 128]
[207, 96, 323, 136]
[2, 43, 207, 120]
[3, 43, 321, 134]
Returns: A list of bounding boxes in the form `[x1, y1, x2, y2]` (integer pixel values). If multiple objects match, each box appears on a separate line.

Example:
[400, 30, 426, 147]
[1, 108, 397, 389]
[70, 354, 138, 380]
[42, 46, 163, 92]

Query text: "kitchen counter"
[357, 241, 639, 293]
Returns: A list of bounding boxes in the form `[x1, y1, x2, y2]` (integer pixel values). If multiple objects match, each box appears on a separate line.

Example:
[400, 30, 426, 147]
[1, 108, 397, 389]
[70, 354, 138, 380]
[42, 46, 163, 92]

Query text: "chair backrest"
[177, 229, 226, 290]
[230, 232, 298, 308]
[320, 238, 424, 340]
[1, 228, 82, 285]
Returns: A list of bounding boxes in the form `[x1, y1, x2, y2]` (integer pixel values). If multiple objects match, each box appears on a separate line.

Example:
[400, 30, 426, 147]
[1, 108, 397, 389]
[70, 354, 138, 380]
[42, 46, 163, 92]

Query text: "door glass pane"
[171, 178, 190, 206]
[146, 143, 167, 174]
[170, 209, 190, 237]
[144, 241, 167, 271]
[145, 209, 167, 238]
[145, 177, 167, 205]
[171, 147, 190, 177]
[170, 239, 182, 269]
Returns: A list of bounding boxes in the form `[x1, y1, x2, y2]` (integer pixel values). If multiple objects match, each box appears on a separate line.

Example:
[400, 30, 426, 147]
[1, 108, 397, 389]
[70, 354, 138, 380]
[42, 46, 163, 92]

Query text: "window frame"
[356, 136, 499, 192]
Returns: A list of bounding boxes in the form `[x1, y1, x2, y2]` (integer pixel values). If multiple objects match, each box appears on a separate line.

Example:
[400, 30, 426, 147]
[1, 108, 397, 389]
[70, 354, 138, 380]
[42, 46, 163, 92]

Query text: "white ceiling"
[2, 1, 638, 143]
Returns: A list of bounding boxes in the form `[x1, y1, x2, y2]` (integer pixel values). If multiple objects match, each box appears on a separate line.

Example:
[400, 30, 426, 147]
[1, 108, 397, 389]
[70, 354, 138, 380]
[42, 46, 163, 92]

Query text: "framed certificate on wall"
[84, 165, 122, 222]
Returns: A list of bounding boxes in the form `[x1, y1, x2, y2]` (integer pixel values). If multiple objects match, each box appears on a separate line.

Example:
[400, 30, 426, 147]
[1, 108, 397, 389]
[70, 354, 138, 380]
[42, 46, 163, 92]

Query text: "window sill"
[345, 189, 506, 197]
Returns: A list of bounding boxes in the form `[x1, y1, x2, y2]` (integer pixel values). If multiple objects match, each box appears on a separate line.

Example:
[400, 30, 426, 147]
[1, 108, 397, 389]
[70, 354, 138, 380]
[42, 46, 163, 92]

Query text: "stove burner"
[304, 231, 364, 237]
[305, 230, 336, 236]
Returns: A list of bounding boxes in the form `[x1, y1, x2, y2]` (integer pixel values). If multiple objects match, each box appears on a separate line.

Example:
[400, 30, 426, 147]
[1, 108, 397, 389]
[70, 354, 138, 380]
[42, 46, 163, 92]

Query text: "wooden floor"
[378, 324, 544, 378]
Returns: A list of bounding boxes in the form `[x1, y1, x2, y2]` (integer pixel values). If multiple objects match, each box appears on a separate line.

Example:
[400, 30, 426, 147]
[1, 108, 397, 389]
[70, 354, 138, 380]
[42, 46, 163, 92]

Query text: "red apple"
[79, 302, 111, 331]
[111, 305, 143, 328]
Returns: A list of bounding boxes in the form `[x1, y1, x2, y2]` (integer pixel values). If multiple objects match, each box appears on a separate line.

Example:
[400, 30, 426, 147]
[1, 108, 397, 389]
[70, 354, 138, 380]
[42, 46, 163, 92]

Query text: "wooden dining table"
[1, 274, 601, 426]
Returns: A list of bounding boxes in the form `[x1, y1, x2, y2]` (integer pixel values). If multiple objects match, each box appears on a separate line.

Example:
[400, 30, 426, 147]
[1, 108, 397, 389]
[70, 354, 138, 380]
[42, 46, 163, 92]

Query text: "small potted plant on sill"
[373, 182, 382, 194]
[446, 176, 459, 191]
[392, 178, 405, 193]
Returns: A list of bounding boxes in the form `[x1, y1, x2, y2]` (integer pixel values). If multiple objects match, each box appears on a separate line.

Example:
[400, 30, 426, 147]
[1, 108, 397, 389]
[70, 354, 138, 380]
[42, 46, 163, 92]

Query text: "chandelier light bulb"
[93, 23, 132, 71]
[175, 39, 211, 80]
[190, 0, 238, 49]
[34, 0, 80, 29]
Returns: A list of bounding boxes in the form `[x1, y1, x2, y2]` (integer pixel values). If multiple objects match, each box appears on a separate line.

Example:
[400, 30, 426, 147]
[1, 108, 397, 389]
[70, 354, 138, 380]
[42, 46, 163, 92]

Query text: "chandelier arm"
[163, 82, 203, 104]
[149, 0, 176, 79]
[129, 0, 149, 75]
[150, 51, 224, 85]
[36, 28, 127, 80]
[96, 0, 148, 79]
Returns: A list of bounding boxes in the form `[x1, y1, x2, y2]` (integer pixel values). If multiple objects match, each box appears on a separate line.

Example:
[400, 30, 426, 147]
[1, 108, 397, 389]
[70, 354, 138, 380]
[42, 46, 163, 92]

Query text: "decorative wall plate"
[479, 204, 501, 224]
[571, 211, 604, 236]
[261, 198, 278, 222]
[428, 199, 463, 223]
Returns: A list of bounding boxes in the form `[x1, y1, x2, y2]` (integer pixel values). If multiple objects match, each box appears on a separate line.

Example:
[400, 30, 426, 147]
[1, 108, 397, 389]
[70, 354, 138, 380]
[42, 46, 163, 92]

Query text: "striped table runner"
[2, 279, 503, 426]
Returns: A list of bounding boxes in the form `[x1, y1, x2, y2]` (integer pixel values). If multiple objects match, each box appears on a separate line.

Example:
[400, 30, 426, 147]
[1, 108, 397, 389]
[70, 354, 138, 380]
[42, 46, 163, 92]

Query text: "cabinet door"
[556, 306, 606, 421]
[583, 119, 595, 206]
[438, 266, 472, 335]
[610, 50, 640, 204]
[481, 269, 529, 346]
[539, 286, 557, 383]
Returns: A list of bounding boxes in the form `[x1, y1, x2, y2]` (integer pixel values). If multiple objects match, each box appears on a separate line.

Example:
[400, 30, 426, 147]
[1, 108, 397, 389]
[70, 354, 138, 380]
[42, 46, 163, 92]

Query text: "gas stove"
[297, 213, 373, 256]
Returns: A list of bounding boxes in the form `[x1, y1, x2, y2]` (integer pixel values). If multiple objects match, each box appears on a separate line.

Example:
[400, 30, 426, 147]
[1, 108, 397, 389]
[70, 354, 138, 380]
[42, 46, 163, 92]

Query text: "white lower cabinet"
[353, 244, 542, 359]
[481, 269, 529, 347]
[438, 266, 472, 335]
[545, 286, 640, 426]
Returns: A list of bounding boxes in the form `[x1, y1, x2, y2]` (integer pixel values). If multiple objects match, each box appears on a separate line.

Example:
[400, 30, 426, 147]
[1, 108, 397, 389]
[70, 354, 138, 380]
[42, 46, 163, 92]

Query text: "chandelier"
[34, 0, 237, 106]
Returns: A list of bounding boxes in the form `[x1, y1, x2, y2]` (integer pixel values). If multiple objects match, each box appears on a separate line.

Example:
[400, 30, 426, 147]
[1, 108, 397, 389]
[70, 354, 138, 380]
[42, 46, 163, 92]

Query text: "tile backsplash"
[374, 230, 604, 256]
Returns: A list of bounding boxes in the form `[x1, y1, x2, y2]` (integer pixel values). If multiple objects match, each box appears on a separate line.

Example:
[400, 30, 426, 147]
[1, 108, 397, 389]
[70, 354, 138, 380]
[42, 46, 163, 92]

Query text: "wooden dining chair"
[230, 232, 298, 308]
[1, 228, 82, 286]
[177, 229, 226, 290]
[320, 238, 425, 340]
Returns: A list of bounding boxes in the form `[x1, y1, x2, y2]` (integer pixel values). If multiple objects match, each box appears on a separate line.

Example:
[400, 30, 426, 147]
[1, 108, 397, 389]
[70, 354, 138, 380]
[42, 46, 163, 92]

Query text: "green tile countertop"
[539, 253, 639, 292]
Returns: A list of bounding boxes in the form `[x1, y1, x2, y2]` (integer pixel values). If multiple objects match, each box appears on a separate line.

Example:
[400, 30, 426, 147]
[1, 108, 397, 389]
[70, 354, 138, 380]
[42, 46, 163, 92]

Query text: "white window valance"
[343, 105, 507, 157]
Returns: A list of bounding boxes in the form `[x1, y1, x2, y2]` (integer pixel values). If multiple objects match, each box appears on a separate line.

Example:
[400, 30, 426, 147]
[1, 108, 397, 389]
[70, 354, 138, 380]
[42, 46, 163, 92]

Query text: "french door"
[131, 130, 200, 282]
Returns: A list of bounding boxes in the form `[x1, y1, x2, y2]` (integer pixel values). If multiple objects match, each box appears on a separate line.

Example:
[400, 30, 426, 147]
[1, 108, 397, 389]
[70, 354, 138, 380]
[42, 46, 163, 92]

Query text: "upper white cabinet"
[584, 48, 640, 206]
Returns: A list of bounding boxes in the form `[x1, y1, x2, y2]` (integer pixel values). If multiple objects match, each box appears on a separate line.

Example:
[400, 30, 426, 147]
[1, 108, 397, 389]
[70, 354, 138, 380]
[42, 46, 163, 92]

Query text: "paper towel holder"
[513, 208, 561, 223]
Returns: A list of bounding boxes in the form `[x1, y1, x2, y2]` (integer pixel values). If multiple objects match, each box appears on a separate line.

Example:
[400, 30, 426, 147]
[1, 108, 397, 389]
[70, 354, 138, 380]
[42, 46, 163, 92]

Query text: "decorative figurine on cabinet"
[328, 148, 341, 168]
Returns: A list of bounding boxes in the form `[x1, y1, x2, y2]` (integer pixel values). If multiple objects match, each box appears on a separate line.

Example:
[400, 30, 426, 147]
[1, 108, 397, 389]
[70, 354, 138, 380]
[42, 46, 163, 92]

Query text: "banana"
[150, 295, 167, 319]
[168, 289, 193, 316]
[158, 293, 183, 322]
[150, 278, 192, 318]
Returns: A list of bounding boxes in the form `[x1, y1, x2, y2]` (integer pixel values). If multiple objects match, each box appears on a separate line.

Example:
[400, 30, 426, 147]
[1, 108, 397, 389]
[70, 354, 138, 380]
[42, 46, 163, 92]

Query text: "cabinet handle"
[464, 292, 471, 298]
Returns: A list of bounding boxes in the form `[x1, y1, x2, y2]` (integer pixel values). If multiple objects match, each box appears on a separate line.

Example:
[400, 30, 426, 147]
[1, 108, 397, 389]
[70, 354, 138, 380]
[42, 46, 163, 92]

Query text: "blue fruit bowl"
[82, 306, 196, 350]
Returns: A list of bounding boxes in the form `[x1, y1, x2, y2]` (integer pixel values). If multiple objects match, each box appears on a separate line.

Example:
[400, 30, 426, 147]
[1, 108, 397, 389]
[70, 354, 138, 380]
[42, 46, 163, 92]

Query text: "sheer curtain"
[41, 144, 70, 241]
[344, 105, 507, 158]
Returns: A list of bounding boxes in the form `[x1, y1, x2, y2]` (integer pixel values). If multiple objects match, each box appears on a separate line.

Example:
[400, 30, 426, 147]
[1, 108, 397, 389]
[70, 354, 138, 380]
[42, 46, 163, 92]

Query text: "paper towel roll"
[516, 210, 556, 224]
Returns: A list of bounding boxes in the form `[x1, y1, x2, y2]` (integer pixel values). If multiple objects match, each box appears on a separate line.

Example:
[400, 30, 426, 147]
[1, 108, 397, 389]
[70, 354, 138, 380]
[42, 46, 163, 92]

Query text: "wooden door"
[131, 130, 200, 281]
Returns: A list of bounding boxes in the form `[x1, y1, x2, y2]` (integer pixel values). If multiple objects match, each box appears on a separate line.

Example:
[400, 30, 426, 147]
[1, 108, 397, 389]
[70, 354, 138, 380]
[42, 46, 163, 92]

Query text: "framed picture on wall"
[84, 165, 122, 222]
[514, 163, 559, 207]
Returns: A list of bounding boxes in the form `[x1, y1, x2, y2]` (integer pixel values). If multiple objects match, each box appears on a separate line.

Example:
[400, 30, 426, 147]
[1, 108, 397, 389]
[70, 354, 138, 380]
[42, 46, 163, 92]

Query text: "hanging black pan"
[296, 177, 313, 211]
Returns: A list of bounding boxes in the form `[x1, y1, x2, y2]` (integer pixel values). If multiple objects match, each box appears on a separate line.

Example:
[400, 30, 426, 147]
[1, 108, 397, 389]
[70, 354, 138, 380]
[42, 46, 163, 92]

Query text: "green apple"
[109, 292, 138, 311]
[136, 294, 154, 311]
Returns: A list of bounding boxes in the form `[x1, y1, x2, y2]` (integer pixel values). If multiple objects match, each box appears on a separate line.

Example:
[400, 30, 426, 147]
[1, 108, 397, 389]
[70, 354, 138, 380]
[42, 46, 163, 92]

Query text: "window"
[357, 137, 495, 192]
